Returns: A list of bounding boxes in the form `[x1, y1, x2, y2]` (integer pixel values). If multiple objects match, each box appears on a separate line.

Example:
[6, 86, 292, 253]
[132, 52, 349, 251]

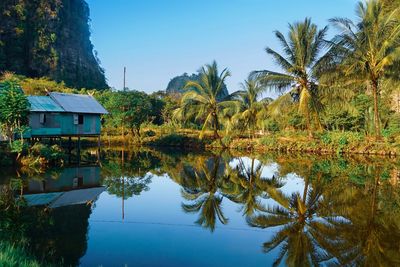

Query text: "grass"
[0, 242, 42, 267]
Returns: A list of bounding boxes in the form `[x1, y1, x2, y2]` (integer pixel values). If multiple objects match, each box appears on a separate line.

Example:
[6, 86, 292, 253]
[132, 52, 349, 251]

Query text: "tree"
[232, 79, 272, 138]
[0, 76, 30, 145]
[251, 18, 329, 137]
[103, 90, 152, 140]
[175, 61, 238, 146]
[329, 0, 400, 138]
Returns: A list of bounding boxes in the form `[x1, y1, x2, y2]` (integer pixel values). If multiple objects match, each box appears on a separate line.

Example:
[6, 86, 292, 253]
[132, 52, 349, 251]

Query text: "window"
[78, 115, 84, 125]
[74, 114, 84, 125]
[39, 113, 46, 124]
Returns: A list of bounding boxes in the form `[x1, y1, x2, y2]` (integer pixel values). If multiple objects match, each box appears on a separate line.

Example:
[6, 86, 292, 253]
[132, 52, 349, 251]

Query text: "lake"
[1, 148, 400, 266]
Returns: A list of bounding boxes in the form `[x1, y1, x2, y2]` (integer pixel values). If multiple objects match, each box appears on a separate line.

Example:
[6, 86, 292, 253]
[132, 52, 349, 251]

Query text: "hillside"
[0, 0, 107, 89]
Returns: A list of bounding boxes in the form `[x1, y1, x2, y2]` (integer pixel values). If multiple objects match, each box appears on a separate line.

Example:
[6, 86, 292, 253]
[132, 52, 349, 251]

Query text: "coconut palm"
[175, 61, 238, 145]
[180, 155, 230, 232]
[251, 18, 328, 138]
[328, 0, 400, 138]
[231, 79, 273, 138]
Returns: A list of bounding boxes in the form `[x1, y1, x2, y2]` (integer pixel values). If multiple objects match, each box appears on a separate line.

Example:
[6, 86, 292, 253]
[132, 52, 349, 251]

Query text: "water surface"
[1, 148, 400, 266]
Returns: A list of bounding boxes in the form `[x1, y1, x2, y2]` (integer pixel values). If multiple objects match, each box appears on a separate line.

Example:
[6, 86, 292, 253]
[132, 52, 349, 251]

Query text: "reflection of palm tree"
[226, 158, 285, 216]
[247, 175, 336, 266]
[180, 155, 229, 232]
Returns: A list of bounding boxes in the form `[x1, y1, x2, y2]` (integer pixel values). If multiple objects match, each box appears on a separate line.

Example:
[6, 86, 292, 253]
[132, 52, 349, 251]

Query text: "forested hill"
[0, 0, 108, 89]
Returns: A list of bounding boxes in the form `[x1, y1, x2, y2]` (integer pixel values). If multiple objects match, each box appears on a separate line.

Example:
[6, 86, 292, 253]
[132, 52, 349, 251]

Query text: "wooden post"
[77, 136, 81, 165]
[68, 137, 72, 164]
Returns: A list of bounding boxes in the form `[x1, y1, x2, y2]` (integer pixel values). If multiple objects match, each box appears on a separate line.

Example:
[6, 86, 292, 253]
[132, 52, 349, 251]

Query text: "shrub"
[265, 119, 280, 133]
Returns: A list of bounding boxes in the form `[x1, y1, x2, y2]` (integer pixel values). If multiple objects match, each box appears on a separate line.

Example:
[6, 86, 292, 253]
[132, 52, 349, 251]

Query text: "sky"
[86, 0, 358, 94]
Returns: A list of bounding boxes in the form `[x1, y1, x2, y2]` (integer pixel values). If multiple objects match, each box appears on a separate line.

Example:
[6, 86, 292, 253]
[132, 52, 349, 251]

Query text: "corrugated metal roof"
[28, 96, 65, 112]
[49, 92, 108, 114]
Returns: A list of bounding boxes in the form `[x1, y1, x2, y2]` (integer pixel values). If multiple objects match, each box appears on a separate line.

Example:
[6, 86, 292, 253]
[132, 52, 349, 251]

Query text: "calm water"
[1, 148, 400, 266]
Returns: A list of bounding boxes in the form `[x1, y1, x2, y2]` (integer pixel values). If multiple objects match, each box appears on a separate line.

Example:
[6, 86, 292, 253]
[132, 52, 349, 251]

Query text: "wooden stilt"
[77, 136, 81, 165]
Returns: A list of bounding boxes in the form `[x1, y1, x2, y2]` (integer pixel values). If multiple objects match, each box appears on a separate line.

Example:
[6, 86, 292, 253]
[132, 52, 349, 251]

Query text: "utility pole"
[121, 67, 126, 148]
[123, 66, 126, 91]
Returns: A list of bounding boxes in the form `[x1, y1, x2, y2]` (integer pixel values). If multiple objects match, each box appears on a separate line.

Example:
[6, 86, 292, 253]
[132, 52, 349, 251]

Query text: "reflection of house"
[24, 166, 104, 208]
[27, 92, 108, 138]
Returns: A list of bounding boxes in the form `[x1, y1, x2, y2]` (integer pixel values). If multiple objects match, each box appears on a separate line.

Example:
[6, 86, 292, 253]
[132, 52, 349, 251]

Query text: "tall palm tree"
[232, 79, 272, 138]
[329, 0, 400, 138]
[175, 61, 238, 145]
[251, 18, 328, 138]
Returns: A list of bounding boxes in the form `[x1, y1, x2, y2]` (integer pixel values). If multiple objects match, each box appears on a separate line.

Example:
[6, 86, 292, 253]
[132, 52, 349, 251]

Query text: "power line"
[89, 219, 269, 233]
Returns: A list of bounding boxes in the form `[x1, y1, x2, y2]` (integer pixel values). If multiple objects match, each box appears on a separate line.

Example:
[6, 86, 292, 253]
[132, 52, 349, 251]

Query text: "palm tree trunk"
[372, 80, 381, 140]
[213, 113, 225, 148]
[306, 111, 313, 139]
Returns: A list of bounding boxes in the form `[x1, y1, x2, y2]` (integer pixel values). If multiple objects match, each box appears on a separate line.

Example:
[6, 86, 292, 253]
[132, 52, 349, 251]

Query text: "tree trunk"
[306, 111, 313, 139]
[213, 113, 225, 148]
[372, 79, 381, 140]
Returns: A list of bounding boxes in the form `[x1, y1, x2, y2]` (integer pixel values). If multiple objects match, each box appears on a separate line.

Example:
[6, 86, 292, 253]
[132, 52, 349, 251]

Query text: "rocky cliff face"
[0, 0, 107, 89]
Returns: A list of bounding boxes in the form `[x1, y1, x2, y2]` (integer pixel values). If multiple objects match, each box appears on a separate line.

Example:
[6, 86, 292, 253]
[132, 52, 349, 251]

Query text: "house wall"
[29, 113, 101, 137]
[60, 114, 101, 136]
[29, 113, 62, 136]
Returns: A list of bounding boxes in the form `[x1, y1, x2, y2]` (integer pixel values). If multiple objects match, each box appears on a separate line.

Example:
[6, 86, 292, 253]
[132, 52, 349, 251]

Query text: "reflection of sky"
[229, 156, 306, 196]
[83, 174, 275, 266]
[81, 156, 310, 266]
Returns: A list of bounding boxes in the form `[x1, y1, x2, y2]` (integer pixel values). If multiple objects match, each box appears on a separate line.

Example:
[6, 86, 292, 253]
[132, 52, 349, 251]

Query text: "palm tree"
[175, 61, 238, 146]
[231, 79, 272, 138]
[251, 18, 328, 138]
[179, 155, 230, 232]
[328, 0, 400, 138]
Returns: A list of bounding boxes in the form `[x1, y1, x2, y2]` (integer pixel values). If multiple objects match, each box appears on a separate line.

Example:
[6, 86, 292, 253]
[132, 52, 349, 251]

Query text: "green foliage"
[102, 90, 153, 139]
[30, 143, 65, 163]
[251, 18, 328, 136]
[0, 78, 30, 143]
[328, 0, 400, 137]
[0, 242, 43, 267]
[19, 143, 65, 168]
[10, 140, 28, 154]
[264, 119, 280, 132]
[175, 61, 236, 146]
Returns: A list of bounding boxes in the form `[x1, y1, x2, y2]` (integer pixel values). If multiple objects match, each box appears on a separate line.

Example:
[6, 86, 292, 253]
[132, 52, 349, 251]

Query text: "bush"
[265, 119, 280, 132]
[21, 143, 65, 167]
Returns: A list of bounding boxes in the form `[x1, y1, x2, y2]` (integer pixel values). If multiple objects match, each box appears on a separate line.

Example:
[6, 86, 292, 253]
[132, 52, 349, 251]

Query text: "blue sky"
[86, 0, 358, 93]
